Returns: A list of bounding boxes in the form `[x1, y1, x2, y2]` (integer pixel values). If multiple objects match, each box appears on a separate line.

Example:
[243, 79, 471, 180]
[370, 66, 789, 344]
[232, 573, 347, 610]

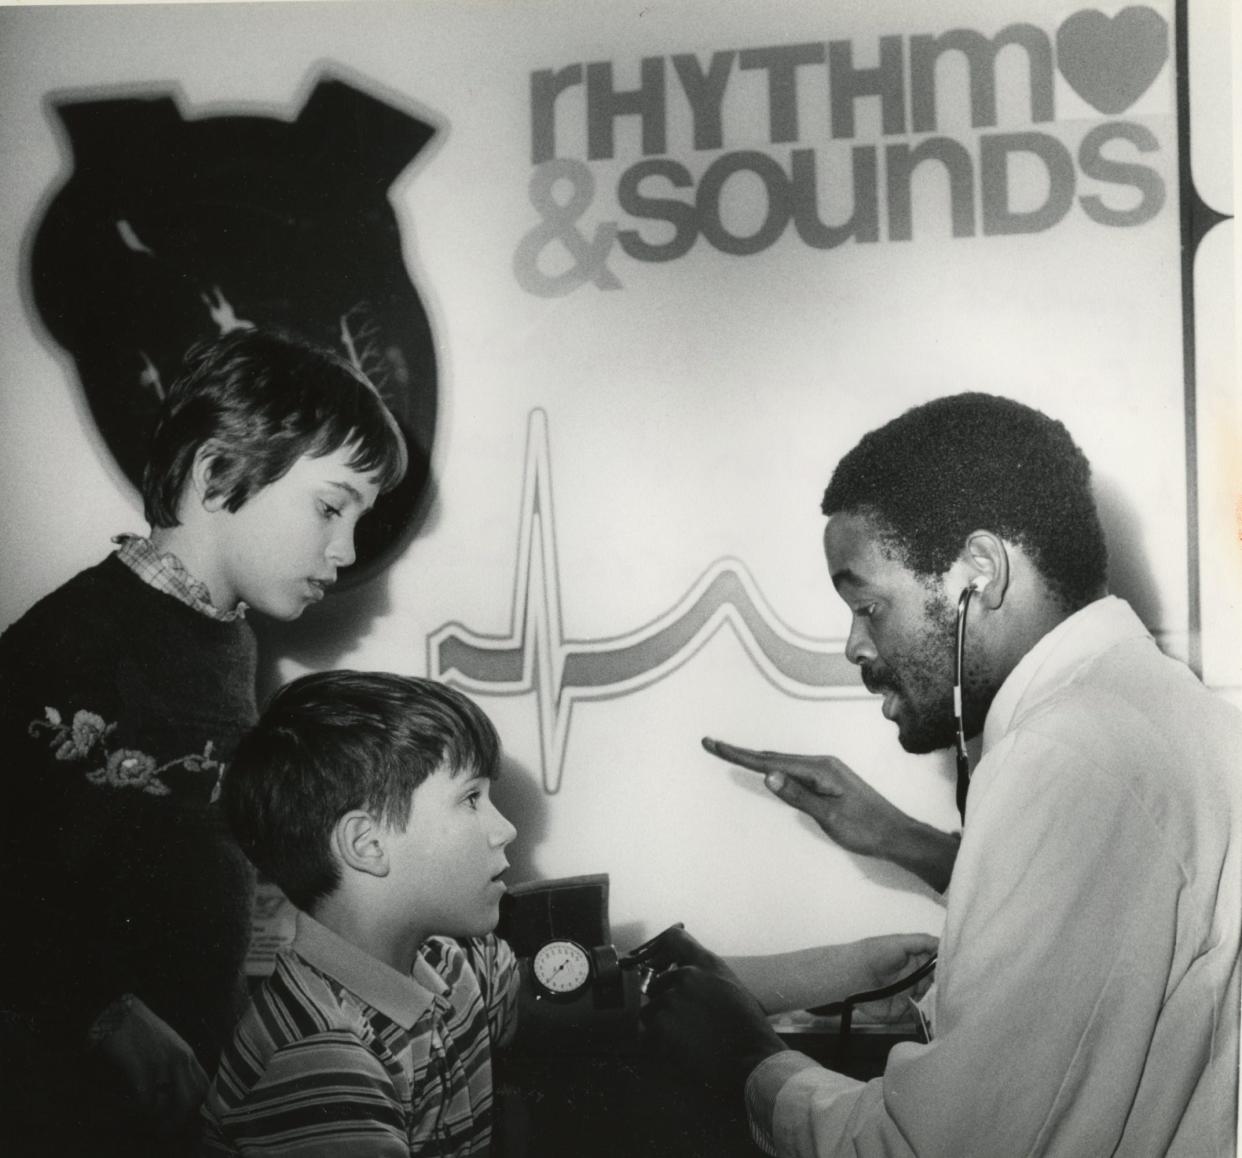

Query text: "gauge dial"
[532, 939, 592, 998]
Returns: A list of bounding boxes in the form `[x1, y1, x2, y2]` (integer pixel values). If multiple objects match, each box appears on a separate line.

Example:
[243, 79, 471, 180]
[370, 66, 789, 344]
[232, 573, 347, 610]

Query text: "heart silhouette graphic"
[30, 76, 439, 584]
[1056, 7, 1169, 115]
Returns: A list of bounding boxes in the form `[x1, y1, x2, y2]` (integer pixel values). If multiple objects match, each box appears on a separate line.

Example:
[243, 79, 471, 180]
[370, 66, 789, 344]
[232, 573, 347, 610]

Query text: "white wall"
[0, 0, 1236, 955]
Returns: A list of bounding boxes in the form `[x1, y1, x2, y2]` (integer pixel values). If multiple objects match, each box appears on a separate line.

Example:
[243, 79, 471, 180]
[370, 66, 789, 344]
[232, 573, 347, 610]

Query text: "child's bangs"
[445, 704, 502, 781]
[311, 394, 408, 493]
[345, 410, 408, 493]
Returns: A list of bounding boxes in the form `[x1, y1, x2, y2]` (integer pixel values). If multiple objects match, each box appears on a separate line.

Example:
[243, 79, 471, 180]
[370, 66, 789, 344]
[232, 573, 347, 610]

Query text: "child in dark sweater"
[0, 329, 406, 1156]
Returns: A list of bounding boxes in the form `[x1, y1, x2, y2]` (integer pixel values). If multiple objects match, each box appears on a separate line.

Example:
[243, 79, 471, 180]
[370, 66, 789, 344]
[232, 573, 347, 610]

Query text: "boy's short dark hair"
[223, 671, 500, 912]
[821, 392, 1108, 612]
[143, 328, 408, 527]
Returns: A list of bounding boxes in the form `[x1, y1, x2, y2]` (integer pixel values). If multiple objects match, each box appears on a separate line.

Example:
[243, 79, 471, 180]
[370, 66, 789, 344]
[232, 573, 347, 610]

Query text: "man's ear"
[332, 810, 389, 878]
[190, 443, 227, 513]
[962, 531, 1010, 609]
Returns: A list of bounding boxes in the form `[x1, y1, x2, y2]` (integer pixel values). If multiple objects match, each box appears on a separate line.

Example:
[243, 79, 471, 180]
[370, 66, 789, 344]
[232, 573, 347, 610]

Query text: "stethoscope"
[826, 578, 984, 1038]
[953, 578, 985, 824]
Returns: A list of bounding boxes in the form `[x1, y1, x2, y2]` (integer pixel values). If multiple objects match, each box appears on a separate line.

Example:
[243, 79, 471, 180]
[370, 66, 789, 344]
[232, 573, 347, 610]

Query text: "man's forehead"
[824, 512, 912, 586]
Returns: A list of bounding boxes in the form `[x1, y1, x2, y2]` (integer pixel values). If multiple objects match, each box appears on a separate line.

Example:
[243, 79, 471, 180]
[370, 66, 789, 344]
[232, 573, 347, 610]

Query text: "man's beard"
[861, 595, 960, 754]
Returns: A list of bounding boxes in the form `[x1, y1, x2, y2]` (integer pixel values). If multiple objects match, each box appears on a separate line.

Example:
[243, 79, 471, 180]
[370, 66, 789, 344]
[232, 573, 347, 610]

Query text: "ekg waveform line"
[428, 409, 862, 793]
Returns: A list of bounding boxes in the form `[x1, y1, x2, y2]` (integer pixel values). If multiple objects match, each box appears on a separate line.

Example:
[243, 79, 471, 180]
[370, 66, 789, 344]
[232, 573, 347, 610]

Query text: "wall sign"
[514, 8, 1173, 294]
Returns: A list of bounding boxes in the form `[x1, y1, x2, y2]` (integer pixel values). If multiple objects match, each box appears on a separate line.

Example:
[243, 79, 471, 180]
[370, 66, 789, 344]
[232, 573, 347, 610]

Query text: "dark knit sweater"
[0, 554, 257, 1072]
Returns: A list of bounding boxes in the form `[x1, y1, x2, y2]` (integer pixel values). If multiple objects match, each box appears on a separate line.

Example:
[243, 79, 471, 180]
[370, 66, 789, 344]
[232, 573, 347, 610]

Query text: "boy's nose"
[490, 806, 517, 848]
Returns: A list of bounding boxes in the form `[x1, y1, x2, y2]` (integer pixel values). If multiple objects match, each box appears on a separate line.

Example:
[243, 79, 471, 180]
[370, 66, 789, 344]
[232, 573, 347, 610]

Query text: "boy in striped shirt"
[201, 671, 519, 1156]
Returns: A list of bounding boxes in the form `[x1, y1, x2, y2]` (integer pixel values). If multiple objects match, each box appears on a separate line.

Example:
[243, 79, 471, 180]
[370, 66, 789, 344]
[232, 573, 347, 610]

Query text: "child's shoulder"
[207, 952, 400, 1137]
[0, 560, 137, 699]
[2, 556, 134, 650]
[243, 950, 369, 1050]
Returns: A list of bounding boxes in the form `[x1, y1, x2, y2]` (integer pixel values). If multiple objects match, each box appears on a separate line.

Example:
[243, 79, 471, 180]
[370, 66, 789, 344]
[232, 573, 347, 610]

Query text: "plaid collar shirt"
[112, 533, 247, 622]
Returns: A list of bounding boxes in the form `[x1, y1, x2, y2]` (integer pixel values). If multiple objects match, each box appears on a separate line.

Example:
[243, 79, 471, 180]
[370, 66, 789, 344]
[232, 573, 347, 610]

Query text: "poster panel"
[0, 0, 1233, 956]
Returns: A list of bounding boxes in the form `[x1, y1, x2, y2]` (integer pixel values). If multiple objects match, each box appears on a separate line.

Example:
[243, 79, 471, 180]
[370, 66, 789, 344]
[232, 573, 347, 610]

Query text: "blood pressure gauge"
[532, 939, 593, 1000]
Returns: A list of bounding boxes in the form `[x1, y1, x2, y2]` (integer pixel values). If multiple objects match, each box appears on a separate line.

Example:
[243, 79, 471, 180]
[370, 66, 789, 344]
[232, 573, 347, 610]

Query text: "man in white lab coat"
[644, 392, 1241, 1157]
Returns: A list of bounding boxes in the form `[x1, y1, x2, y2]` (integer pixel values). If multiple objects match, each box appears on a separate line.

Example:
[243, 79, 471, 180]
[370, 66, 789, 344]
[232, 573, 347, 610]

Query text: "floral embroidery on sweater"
[28, 707, 221, 797]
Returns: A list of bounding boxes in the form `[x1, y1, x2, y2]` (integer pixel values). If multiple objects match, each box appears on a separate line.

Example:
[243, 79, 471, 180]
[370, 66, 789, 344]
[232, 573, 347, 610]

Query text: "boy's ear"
[332, 811, 389, 878]
[190, 443, 227, 513]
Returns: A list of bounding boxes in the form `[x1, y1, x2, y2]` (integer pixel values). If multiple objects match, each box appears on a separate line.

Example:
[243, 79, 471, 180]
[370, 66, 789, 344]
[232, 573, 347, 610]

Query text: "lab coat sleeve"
[746, 731, 1185, 1157]
[746, 1051, 863, 1155]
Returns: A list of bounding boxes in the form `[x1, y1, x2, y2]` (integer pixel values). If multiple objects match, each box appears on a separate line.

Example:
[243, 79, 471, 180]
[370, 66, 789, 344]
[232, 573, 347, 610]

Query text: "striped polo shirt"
[201, 911, 519, 1156]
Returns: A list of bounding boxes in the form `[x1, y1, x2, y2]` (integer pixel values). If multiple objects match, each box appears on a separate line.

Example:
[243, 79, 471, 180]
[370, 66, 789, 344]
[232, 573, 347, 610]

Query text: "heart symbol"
[1056, 7, 1169, 115]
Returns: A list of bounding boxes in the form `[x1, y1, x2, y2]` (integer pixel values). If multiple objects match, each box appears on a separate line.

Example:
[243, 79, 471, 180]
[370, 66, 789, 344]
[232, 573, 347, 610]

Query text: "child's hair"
[223, 671, 501, 911]
[143, 328, 408, 528]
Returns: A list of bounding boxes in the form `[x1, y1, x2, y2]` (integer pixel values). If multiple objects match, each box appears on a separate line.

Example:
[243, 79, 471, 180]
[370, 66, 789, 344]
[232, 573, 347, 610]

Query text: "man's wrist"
[892, 818, 960, 893]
